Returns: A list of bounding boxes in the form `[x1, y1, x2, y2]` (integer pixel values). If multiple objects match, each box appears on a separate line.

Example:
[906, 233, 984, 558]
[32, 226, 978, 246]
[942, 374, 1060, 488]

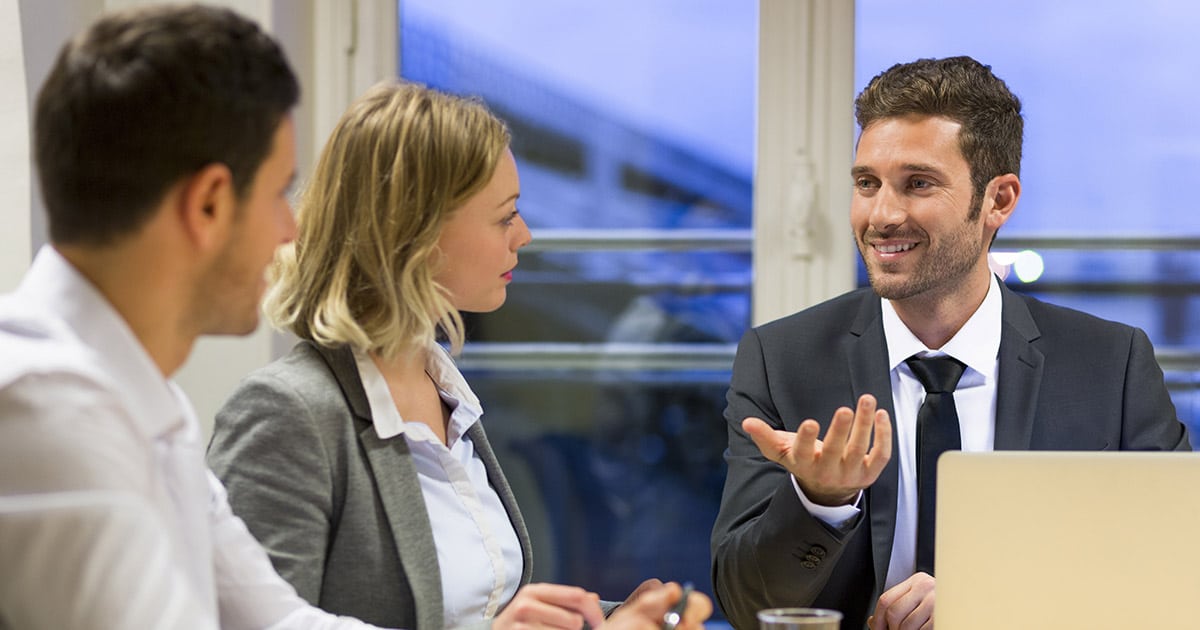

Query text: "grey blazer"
[208, 341, 533, 629]
[711, 283, 1192, 630]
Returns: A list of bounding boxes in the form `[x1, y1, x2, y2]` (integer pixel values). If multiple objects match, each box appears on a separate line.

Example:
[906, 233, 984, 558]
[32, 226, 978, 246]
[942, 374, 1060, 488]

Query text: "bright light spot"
[1012, 249, 1044, 283]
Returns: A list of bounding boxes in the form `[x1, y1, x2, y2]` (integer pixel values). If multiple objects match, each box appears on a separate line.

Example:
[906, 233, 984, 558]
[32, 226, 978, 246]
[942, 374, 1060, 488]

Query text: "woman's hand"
[492, 583, 605, 630]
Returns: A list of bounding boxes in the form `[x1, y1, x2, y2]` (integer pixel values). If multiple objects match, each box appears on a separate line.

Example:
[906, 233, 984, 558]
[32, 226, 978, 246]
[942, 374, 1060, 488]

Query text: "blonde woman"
[207, 81, 708, 630]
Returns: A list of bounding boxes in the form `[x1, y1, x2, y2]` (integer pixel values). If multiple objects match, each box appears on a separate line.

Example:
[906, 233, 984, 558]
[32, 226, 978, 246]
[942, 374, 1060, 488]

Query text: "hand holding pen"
[603, 582, 711, 630]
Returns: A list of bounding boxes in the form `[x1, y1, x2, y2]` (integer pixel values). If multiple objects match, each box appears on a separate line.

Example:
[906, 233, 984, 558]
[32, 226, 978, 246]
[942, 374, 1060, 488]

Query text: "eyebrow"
[495, 193, 520, 209]
[850, 163, 945, 176]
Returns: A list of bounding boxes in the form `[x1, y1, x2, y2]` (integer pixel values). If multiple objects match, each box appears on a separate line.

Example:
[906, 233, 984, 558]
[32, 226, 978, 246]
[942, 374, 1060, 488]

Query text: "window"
[399, 0, 756, 602]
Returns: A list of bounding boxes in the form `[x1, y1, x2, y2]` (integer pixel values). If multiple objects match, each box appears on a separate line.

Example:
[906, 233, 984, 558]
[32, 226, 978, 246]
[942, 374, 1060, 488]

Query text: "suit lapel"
[311, 343, 445, 630]
[468, 422, 534, 586]
[846, 293, 899, 592]
[993, 285, 1044, 450]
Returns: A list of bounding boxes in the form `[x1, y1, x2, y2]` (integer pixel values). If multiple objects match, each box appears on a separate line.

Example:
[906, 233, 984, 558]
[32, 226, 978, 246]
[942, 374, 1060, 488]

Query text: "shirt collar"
[354, 342, 483, 444]
[12, 246, 186, 439]
[881, 274, 1003, 382]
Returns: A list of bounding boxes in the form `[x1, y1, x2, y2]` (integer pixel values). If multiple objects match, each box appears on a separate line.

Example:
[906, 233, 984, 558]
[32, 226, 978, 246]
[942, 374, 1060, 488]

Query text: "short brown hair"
[855, 56, 1022, 214]
[34, 4, 299, 246]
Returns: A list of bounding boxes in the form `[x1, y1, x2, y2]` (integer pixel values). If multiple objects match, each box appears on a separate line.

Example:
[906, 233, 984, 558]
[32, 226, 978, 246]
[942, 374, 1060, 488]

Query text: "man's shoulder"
[1007, 289, 1140, 340]
[0, 298, 110, 392]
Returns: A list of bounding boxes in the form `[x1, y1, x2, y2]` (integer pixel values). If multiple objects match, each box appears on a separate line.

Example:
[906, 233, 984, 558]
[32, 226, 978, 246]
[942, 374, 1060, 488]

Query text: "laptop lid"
[935, 451, 1200, 630]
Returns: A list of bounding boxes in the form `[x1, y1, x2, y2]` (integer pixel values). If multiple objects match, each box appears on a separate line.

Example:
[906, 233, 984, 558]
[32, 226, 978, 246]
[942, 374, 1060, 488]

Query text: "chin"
[209, 310, 261, 337]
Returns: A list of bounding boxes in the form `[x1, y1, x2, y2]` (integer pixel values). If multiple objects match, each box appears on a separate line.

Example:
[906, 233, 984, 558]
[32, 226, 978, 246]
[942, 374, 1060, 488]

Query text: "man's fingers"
[792, 419, 821, 461]
[844, 394, 879, 458]
[865, 408, 893, 476]
[742, 417, 791, 462]
[820, 405, 856, 457]
[873, 572, 935, 630]
[743, 417, 819, 462]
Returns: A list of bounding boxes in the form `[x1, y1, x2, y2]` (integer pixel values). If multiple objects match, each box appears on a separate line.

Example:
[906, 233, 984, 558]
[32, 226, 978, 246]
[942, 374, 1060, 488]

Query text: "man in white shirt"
[0, 5, 709, 630]
[710, 56, 1192, 630]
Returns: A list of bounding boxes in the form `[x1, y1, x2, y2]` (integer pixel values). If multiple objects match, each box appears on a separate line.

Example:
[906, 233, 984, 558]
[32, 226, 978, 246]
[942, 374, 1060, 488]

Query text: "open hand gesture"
[742, 394, 892, 506]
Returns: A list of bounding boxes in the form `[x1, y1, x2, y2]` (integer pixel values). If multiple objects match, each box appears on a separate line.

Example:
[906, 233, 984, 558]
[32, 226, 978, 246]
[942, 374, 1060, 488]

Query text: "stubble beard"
[859, 213, 986, 303]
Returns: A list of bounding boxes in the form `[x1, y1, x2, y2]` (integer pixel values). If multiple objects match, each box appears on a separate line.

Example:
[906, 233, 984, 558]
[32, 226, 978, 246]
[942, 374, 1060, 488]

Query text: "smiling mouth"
[875, 242, 917, 254]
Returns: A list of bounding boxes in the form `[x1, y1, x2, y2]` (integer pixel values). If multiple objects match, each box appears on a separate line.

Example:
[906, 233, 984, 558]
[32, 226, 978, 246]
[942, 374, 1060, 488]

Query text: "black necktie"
[905, 354, 966, 576]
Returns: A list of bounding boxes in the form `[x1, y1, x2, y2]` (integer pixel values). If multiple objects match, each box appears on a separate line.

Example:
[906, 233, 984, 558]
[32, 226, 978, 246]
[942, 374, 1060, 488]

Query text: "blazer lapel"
[993, 285, 1044, 450]
[311, 343, 445, 630]
[467, 422, 534, 586]
[845, 293, 899, 592]
[359, 429, 444, 629]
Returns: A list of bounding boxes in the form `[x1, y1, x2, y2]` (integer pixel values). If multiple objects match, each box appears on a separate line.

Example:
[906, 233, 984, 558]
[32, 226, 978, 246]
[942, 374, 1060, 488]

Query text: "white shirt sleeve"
[0, 372, 219, 630]
[0, 370, 389, 630]
[791, 475, 862, 530]
[0, 491, 219, 630]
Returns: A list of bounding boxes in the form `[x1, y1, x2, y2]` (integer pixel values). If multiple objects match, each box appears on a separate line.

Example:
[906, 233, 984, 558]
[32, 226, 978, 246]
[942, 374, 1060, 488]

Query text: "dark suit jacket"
[710, 284, 1191, 630]
[207, 341, 533, 630]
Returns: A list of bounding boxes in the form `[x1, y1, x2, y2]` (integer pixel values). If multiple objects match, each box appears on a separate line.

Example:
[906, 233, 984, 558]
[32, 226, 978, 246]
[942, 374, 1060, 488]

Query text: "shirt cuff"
[791, 475, 861, 530]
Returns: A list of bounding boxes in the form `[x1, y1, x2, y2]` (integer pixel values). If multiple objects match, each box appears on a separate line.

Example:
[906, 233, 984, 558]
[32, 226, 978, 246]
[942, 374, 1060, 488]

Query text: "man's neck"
[890, 269, 994, 350]
[55, 242, 195, 377]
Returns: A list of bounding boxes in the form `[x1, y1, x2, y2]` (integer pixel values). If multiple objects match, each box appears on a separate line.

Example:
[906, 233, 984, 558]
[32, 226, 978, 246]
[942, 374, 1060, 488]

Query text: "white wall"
[1, 0, 31, 291]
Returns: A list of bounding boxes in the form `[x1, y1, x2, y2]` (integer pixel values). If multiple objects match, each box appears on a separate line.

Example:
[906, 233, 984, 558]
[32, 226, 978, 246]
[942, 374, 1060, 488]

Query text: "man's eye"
[911, 178, 931, 189]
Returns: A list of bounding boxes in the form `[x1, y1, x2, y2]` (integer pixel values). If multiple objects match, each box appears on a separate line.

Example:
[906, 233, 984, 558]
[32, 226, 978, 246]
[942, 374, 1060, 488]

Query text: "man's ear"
[178, 162, 236, 251]
[984, 173, 1020, 232]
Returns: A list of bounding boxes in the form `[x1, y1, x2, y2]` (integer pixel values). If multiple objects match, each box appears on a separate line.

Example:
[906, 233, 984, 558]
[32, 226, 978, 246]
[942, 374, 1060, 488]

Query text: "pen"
[661, 582, 694, 630]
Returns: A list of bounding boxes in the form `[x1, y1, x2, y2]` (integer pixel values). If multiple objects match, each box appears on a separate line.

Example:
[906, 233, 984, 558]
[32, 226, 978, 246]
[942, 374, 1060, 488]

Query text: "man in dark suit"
[710, 56, 1191, 630]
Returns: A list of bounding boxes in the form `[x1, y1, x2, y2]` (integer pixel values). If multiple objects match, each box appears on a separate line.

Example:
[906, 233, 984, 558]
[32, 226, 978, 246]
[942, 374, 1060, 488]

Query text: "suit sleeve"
[710, 328, 862, 629]
[207, 372, 337, 606]
[1121, 328, 1192, 451]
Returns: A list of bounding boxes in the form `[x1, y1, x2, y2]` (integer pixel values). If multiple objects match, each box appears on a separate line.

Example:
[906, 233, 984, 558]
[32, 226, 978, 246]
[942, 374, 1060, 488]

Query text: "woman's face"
[434, 149, 532, 313]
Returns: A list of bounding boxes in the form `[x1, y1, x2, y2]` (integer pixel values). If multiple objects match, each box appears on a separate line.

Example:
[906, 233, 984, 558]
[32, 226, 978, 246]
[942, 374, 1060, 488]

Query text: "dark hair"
[855, 56, 1022, 214]
[34, 4, 300, 246]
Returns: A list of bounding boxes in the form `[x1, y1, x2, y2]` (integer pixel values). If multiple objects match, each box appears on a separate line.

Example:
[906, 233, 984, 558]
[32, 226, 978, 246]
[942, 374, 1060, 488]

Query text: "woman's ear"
[177, 162, 236, 251]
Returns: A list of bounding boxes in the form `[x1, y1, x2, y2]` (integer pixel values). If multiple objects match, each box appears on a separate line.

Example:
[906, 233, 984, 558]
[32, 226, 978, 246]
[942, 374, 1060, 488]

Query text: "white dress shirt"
[795, 275, 1003, 590]
[354, 347, 523, 628]
[0, 246, 382, 629]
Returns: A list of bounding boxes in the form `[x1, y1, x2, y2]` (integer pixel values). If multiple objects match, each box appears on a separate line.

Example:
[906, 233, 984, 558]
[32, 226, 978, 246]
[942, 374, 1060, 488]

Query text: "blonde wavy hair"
[265, 81, 511, 358]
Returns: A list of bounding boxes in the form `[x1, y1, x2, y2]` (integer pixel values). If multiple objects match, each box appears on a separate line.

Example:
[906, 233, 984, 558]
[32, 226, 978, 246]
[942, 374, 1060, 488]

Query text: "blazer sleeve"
[207, 371, 337, 606]
[1121, 328, 1192, 451]
[710, 327, 863, 629]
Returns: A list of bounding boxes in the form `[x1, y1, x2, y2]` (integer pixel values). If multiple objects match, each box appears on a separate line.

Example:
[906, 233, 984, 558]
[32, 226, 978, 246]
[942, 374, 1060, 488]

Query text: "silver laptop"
[935, 451, 1200, 630]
